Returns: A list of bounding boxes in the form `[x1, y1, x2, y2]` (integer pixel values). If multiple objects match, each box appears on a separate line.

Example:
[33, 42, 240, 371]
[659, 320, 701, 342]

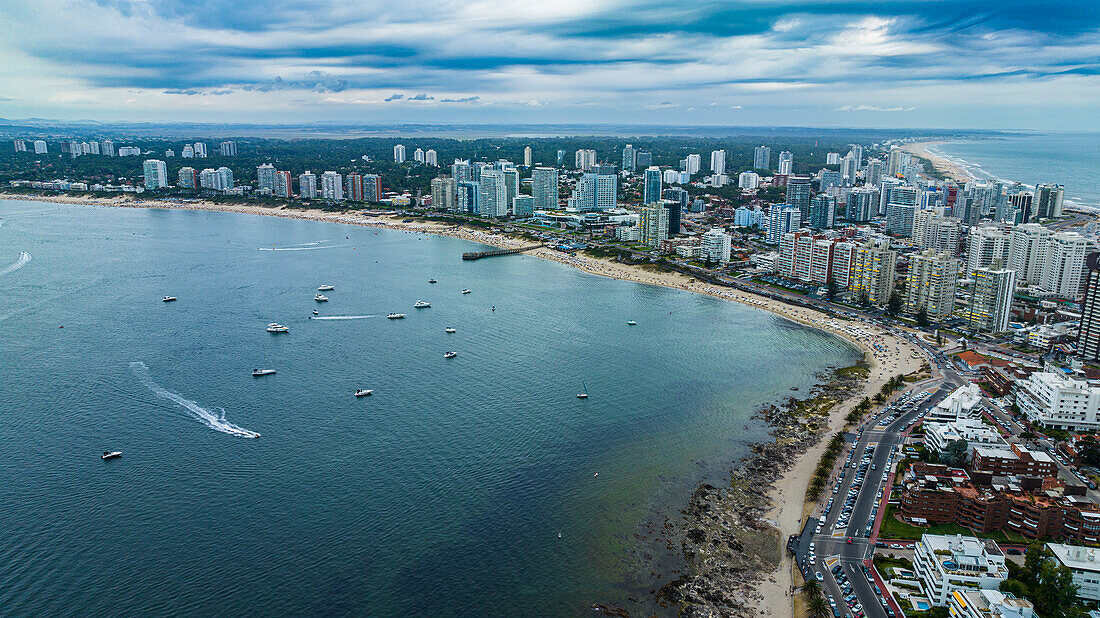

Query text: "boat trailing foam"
[0, 251, 30, 276]
[129, 362, 260, 438]
[308, 315, 376, 320]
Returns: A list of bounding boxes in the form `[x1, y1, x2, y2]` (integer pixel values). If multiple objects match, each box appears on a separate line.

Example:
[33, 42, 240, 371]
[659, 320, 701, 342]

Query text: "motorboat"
[428, 279, 437, 284]
[101, 451, 122, 460]
[267, 323, 289, 333]
[162, 296, 177, 302]
[576, 381, 589, 399]
[445, 327, 456, 333]
[317, 285, 335, 291]
[312, 310, 319, 315]
[252, 369, 276, 377]
[314, 294, 329, 302]
[627, 320, 637, 326]
[355, 389, 373, 397]
[413, 300, 430, 308]
[444, 351, 457, 359]
[386, 313, 405, 319]
[461, 289, 471, 294]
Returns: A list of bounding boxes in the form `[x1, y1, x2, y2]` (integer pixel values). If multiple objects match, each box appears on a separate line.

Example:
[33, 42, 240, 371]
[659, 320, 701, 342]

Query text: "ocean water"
[0, 201, 858, 616]
[929, 132, 1100, 210]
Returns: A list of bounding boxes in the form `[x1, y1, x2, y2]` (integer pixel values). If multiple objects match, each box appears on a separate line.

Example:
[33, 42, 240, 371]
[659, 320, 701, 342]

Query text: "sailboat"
[576, 382, 589, 399]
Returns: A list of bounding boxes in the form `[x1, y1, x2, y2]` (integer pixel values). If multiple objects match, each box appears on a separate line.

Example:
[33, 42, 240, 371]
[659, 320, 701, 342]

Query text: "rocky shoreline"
[625, 364, 868, 617]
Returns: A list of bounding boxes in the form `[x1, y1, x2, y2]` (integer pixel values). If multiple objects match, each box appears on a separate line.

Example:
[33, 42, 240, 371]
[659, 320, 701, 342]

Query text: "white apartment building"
[320, 171, 343, 200]
[966, 266, 1017, 333]
[912, 534, 1008, 606]
[905, 249, 959, 322]
[948, 590, 1034, 618]
[393, 144, 406, 163]
[967, 226, 1012, 277]
[848, 238, 896, 305]
[1016, 372, 1100, 431]
[701, 229, 732, 264]
[1047, 543, 1100, 601]
[923, 417, 1006, 454]
[638, 204, 669, 247]
[1039, 232, 1091, 298]
[738, 171, 759, 190]
[1009, 224, 1054, 285]
[925, 384, 983, 423]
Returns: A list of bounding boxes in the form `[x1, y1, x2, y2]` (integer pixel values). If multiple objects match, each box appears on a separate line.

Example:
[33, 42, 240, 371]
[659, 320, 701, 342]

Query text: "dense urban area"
[10, 132, 1100, 618]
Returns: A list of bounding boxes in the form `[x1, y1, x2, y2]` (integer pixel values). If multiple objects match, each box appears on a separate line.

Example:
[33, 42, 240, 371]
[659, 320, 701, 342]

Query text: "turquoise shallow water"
[0, 201, 857, 616]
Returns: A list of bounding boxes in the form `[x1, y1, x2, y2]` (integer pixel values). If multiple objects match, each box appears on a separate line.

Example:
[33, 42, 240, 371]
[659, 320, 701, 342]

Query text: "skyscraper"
[193, 142, 207, 158]
[256, 163, 277, 194]
[177, 167, 197, 188]
[531, 167, 559, 211]
[142, 159, 167, 190]
[840, 155, 857, 183]
[523, 146, 532, 167]
[904, 250, 959, 322]
[219, 141, 237, 156]
[452, 160, 473, 184]
[684, 154, 701, 175]
[478, 169, 508, 217]
[345, 173, 364, 201]
[635, 151, 652, 168]
[753, 145, 771, 170]
[967, 226, 1012, 276]
[785, 176, 812, 222]
[864, 158, 883, 186]
[849, 239, 897, 305]
[571, 173, 616, 212]
[574, 149, 597, 171]
[1008, 224, 1054, 285]
[394, 144, 406, 163]
[431, 177, 456, 212]
[413, 148, 424, 163]
[362, 175, 382, 202]
[777, 151, 793, 175]
[885, 185, 918, 236]
[845, 187, 876, 223]
[1034, 184, 1065, 220]
[808, 194, 836, 229]
[710, 150, 726, 175]
[556, 150, 565, 166]
[702, 229, 732, 264]
[1039, 232, 1090, 297]
[966, 266, 1017, 333]
[512, 195, 535, 218]
[1009, 192, 1034, 223]
[766, 205, 802, 245]
[274, 171, 292, 197]
[1077, 253, 1100, 362]
[12, 139, 25, 152]
[299, 171, 318, 198]
[622, 144, 636, 172]
[457, 181, 480, 214]
[321, 171, 343, 200]
[642, 166, 662, 205]
[425, 149, 438, 166]
[639, 204, 669, 247]
[33, 140, 47, 154]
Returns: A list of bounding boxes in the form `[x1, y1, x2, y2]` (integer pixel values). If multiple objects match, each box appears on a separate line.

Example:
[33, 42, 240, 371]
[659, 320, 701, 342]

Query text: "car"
[1006, 548, 1022, 555]
[875, 541, 886, 548]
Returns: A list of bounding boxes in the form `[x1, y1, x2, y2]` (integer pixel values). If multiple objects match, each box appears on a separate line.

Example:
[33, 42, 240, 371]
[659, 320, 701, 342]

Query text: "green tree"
[805, 595, 830, 618]
[941, 439, 969, 467]
[886, 290, 903, 316]
[936, 331, 943, 346]
[1023, 542, 1047, 586]
[999, 577, 1029, 599]
[915, 307, 930, 327]
[825, 275, 837, 301]
[800, 578, 822, 600]
[1035, 560, 1083, 617]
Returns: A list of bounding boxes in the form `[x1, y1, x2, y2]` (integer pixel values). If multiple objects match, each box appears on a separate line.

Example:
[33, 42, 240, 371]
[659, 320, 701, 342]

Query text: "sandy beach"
[0, 191, 929, 616]
[901, 141, 973, 184]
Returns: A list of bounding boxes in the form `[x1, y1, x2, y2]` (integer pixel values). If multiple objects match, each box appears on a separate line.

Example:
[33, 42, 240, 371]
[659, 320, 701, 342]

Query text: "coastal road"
[792, 381, 956, 617]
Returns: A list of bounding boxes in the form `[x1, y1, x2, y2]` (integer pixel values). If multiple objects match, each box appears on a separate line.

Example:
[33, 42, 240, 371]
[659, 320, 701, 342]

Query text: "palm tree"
[801, 578, 822, 599]
[806, 595, 831, 618]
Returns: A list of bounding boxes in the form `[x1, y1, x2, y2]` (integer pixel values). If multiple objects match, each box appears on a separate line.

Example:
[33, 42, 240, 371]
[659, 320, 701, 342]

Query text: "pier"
[461, 244, 544, 260]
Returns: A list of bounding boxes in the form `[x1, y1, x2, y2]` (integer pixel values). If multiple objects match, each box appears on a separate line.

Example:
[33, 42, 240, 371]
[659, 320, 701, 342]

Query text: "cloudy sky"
[1, 0, 1099, 129]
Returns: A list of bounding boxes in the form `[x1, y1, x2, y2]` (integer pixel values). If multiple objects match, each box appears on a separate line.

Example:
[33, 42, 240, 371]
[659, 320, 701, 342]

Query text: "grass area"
[879, 505, 1028, 544]
[836, 364, 871, 379]
[873, 555, 913, 579]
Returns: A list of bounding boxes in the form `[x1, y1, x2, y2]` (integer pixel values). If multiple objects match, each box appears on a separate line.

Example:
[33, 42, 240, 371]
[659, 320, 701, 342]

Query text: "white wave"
[309, 315, 376, 320]
[129, 362, 260, 438]
[258, 244, 347, 251]
[0, 251, 30, 276]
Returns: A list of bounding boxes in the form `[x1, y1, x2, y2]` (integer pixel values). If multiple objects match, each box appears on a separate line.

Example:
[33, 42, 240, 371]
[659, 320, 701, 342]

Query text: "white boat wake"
[308, 315, 376, 320]
[258, 240, 345, 251]
[0, 251, 30, 276]
[129, 362, 260, 438]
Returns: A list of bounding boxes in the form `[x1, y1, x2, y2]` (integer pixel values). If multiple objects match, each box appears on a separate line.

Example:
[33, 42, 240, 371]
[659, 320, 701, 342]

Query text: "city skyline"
[1, 1, 1099, 130]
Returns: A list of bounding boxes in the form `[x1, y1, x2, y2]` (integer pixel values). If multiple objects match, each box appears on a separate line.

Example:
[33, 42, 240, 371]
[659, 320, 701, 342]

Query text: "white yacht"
[413, 300, 430, 308]
[355, 389, 373, 397]
[444, 351, 457, 359]
[461, 289, 471, 294]
[445, 327, 456, 333]
[162, 296, 177, 302]
[314, 294, 329, 302]
[252, 369, 276, 377]
[312, 310, 319, 315]
[101, 451, 122, 460]
[267, 323, 289, 333]
[386, 313, 405, 319]
[627, 320, 637, 326]
[317, 285, 335, 291]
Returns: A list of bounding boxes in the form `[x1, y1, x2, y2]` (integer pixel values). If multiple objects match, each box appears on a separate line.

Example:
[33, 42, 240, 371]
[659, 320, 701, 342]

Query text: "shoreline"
[900, 140, 974, 184]
[0, 191, 927, 616]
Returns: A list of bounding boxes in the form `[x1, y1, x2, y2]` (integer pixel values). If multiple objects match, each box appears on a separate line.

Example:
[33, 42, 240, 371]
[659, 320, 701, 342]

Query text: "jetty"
[461, 244, 544, 260]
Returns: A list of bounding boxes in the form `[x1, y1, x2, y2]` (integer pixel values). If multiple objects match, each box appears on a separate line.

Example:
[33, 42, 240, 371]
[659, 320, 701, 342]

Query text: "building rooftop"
[1049, 543, 1100, 573]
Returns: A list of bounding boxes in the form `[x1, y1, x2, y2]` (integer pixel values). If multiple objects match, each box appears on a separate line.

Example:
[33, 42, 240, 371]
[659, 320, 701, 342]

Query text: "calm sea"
[929, 132, 1100, 210]
[0, 201, 857, 616]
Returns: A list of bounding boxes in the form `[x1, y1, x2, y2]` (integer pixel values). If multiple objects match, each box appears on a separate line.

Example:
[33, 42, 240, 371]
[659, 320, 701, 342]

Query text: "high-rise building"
[345, 173, 364, 201]
[1009, 192, 1034, 223]
[622, 144, 636, 172]
[12, 139, 25, 152]
[523, 146, 532, 168]
[33, 140, 47, 154]
[101, 139, 115, 157]
[570, 173, 616, 212]
[451, 159, 473, 184]
[849, 239, 897, 305]
[702, 229, 732, 264]
[864, 158, 883, 186]
[887, 145, 902, 176]
[362, 175, 382, 202]
[394, 144, 406, 163]
[665, 200, 682, 237]
[777, 151, 793, 175]
[513, 195, 535, 218]
[808, 194, 836, 229]
[826, 152, 841, 165]
[766, 205, 802, 245]
[915, 213, 961, 254]
[710, 150, 726, 175]
[638, 204, 669, 247]
[1077, 253, 1100, 362]
[478, 169, 508, 217]
[219, 141, 237, 156]
[845, 187, 877, 222]
[819, 169, 842, 193]
[193, 142, 207, 158]
[431, 177, 456, 212]
[320, 171, 343, 200]
[684, 154, 701, 175]
[738, 171, 760, 190]
[1008, 224, 1054, 285]
[457, 181, 480, 214]
[785, 176, 812, 221]
[574, 149, 597, 171]
[885, 185, 918, 236]
[502, 168, 519, 208]
[142, 159, 167, 190]
[181, 144, 194, 158]
[425, 149, 438, 166]
[840, 156, 858, 184]
[1034, 184, 1065, 220]
[753, 145, 771, 170]
[556, 149, 565, 166]
[531, 167, 559, 211]
[1039, 232, 1091, 297]
[299, 171, 318, 198]
[642, 166, 662, 205]
[256, 163, 277, 194]
[274, 171, 292, 197]
[848, 145, 864, 168]
[413, 148, 424, 163]
[177, 167, 197, 189]
[966, 266, 1017, 333]
[905, 250, 959, 322]
[966, 226, 1012, 276]
[636, 151, 652, 168]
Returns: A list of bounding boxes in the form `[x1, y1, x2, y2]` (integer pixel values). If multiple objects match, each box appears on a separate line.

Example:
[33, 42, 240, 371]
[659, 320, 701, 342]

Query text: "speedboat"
[355, 389, 373, 397]
[162, 296, 177, 302]
[428, 279, 437, 284]
[444, 351, 457, 359]
[317, 285, 335, 291]
[445, 327, 456, 333]
[101, 451, 122, 460]
[414, 300, 430, 308]
[252, 369, 276, 377]
[386, 313, 405, 319]
[627, 320, 637, 326]
[267, 323, 289, 333]
[312, 310, 319, 315]
[461, 289, 471, 294]
[314, 294, 328, 302]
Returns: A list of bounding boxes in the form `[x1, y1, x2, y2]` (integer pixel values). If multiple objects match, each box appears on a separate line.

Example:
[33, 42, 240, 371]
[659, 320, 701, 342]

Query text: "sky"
[1, 0, 1099, 130]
